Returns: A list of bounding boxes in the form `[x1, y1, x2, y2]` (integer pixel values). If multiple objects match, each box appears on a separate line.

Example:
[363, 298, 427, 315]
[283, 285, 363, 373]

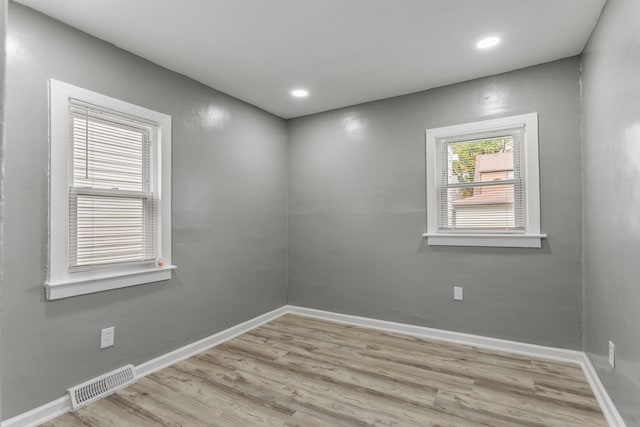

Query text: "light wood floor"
[43, 314, 607, 426]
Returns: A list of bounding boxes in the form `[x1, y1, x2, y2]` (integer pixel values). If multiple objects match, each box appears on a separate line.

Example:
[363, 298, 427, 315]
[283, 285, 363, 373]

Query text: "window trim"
[46, 80, 175, 300]
[424, 113, 546, 248]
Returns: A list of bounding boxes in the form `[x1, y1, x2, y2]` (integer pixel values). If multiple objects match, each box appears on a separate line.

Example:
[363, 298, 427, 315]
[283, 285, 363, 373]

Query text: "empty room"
[0, 0, 638, 426]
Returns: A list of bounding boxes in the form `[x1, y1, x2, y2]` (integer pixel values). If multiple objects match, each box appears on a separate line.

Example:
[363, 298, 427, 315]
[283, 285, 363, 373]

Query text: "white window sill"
[423, 233, 547, 248]
[45, 265, 177, 300]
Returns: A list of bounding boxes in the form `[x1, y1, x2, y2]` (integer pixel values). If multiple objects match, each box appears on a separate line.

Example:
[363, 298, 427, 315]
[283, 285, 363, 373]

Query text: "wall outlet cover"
[608, 340, 615, 368]
[100, 326, 115, 349]
[454, 286, 464, 301]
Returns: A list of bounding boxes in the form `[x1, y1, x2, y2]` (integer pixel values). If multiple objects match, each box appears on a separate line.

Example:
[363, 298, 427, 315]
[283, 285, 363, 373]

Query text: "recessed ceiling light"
[291, 88, 309, 98]
[476, 36, 501, 49]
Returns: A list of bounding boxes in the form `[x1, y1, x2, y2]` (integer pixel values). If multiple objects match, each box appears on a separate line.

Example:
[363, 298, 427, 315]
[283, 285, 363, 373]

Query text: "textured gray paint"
[582, 0, 640, 424]
[289, 58, 583, 350]
[2, 4, 287, 418]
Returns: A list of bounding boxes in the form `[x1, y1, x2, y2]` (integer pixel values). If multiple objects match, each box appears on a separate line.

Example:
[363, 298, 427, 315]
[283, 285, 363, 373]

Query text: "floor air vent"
[68, 364, 136, 410]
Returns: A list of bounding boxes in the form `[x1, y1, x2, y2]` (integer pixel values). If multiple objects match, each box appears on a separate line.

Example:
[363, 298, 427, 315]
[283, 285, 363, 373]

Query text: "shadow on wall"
[418, 238, 552, 255]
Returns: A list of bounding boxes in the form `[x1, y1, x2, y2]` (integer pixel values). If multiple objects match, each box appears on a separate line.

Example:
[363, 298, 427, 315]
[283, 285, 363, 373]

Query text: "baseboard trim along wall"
[134, 305, 289, 378]
[1, 305, 288, 427]
[0, 397, 71, 427]
[580, 353, 628, 427]
[286, 306, 583, 364]
[1, 304, 626, 427]
[285, 305, 626, 427]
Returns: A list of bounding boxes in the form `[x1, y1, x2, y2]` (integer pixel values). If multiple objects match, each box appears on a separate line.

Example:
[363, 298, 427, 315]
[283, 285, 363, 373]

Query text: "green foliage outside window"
[449, 137, 512, 198]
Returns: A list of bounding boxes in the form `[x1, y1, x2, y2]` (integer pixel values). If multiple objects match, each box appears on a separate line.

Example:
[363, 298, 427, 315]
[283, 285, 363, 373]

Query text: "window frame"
[425, 113, 546, 248]
[46, 80, 175, 300]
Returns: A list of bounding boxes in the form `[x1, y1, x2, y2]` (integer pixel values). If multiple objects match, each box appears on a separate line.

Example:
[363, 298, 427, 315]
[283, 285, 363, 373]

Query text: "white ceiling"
[16, 0, 606, 119]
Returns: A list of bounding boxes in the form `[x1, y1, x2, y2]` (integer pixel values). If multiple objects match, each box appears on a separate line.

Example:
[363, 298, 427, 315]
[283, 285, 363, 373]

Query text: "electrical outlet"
[100, 326, 115, 349]
[454, 286, 464, 301]
[608, 341, 615, 368]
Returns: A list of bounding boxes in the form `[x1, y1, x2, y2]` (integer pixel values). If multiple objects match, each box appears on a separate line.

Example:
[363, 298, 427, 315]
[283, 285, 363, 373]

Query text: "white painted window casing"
[424, 113, 546, 248]
[46, 80, 175, 300]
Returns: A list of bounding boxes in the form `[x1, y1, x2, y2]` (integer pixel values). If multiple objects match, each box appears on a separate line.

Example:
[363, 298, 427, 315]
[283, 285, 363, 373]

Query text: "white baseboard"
[0, 397, 70, 427]
[286, 305, 627, 427]
[286, 305, 584, 364]
[580, 353, 627, 427]
[0, 305, 288, 427]
[2, 304, 626, 427]
[135, 305, 288, 378]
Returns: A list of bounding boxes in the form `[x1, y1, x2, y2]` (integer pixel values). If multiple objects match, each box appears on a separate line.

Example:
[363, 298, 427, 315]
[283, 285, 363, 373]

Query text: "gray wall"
[288, 58, 583, 350]
[582, 0, 640, 424]
[2, 3, 287, 418]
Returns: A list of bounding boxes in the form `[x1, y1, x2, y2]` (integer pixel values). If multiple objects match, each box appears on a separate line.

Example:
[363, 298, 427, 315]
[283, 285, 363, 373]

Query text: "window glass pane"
[443, 185, 523, 230]
[438, 131, 525, 232]
[447, 137, 513, 185]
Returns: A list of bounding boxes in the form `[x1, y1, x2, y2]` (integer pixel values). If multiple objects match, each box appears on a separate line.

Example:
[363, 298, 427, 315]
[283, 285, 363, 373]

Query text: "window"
[425, 113, 545, 248]
[46, 80, 174, 299]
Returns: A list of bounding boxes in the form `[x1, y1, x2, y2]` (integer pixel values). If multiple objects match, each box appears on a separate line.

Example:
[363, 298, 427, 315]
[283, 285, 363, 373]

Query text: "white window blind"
[436, 127, 525, 232]
[68, 101, 158, 268]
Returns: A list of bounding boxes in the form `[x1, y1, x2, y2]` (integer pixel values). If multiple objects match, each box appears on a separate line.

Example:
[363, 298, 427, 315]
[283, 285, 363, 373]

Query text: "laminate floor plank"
[468, 385, 602, 425]
[433, 388, 551, 427]
[198, 349, 460, 427]
[73, 394, 164, 427]
[533, 384, 602, 412]
[147, 367, 292, 426]
[172, 360, 365, 426]
[275, 316, 584, 378]
[41, 313, 607, 426]
[43, 414, 90, 427]
[250, 324, 478, 392]
[271, 316, 584, 385]
[194, 351, 392, 425]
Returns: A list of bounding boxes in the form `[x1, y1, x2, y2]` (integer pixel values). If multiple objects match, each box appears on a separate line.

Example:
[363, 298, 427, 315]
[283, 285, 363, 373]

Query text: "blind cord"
[84, 109, 89, 180]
